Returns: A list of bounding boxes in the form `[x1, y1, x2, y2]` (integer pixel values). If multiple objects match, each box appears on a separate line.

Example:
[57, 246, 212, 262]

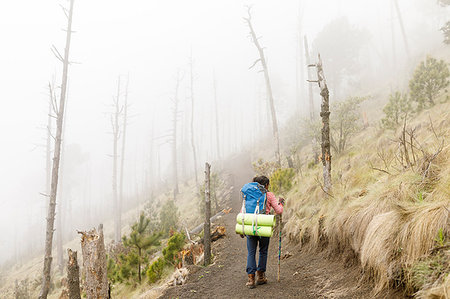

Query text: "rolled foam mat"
[235, 223, 273, 237]
[236, 213, 276, 227]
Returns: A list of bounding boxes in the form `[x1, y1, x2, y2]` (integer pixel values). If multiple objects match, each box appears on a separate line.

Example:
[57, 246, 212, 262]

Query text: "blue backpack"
[241, 182, 267, 214]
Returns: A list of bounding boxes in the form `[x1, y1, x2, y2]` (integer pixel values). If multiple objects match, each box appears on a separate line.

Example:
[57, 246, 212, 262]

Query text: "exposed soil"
[160, 154, 406, 299]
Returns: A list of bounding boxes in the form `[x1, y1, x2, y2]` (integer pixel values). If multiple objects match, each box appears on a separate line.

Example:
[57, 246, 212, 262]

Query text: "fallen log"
[189, 209, 229, 235]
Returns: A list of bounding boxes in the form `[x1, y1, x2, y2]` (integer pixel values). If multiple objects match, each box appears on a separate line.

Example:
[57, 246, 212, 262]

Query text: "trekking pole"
[277, 213, 282, 282]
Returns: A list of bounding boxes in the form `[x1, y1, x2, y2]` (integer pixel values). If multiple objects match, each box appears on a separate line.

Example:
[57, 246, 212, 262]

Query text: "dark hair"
[253, 175, 270, 187]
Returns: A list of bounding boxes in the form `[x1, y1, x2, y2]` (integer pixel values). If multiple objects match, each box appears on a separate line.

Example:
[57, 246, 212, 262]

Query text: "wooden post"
[79, 224, 108, 298]
[204, 162, 211, 265]
[39, 1, 75, 297]
[67, 249, 81, 299]
[308, 54, 332, 194]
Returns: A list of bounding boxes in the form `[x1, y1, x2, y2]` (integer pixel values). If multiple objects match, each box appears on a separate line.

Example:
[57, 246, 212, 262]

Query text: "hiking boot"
[246, 274, 256, 289]
[256, 271, 267, 285]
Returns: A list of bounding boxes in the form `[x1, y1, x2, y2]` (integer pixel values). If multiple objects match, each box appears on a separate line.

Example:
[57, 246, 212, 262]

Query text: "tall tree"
[119, 75, 130, 229]
[312, 17, 369, 97]
[111, 77, 124, 243]
[393, 0, 411, 59]
[171, 71, 182, 197]
[39, 0, 75, 297]
[213, 73, 221, 160]
[244, 6, 281, 167]
[189, 55, 199, 186]
[304, 36, 315, 120]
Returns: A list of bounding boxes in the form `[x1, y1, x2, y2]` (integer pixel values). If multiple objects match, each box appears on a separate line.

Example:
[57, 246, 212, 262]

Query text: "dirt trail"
[161, 155, 405, 299]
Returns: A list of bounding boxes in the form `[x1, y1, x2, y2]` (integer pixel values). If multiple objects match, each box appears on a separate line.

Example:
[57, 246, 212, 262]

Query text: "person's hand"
[278, 197, 285, 206]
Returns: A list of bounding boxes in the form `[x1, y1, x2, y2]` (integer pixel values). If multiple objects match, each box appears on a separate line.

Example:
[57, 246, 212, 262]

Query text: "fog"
[0, 0, 448, 264]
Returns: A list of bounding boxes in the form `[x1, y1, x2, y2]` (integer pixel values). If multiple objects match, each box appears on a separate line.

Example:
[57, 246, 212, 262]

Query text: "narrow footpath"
[160, 155, 405, 299]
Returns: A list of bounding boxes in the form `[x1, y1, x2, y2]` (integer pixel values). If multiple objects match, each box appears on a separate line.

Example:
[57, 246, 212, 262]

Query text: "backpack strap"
[253, 196, 260, 236]
[240, 189, 246, 236]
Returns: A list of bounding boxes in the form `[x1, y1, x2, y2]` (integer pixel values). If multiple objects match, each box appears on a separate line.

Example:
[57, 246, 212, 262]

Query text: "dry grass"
[284, 99, 450, 297]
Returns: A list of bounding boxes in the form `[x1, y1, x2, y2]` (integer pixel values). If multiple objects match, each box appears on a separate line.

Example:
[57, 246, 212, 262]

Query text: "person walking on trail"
[242, 175, 284, 289]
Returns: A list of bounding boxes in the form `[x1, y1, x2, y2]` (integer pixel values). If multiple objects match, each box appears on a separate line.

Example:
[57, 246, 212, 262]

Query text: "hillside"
[283, 99, 450, 297]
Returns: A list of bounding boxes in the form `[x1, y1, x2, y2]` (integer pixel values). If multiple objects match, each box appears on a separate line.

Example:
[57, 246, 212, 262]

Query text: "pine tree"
[409, 56, 449, 111]
[159, 200, 178, 235]
[122, 213, 161, 283]
[381, 92, 412, 129]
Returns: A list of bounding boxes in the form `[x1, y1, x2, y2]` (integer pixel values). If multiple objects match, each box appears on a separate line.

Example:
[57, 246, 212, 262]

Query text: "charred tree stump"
[204, 162, 211, 265]
[67, 249, 81, 299]
[79, 224, 108, 299]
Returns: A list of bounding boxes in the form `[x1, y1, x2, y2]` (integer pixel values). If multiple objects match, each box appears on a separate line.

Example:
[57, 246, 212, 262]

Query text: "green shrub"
[409, 56, 449, 111]
[269, 168, 295, 195]
[160, 200, 179, 235]
[381, 92, 412, 129]
[147, 257, 166, 283]
[162, 232, 185, 264]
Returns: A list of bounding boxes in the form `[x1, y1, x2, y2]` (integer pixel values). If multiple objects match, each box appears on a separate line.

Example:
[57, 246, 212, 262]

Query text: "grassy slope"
[284, 97, 449, 297]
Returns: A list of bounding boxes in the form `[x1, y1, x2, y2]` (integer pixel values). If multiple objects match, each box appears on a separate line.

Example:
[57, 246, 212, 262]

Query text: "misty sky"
[0, 0, 448, 262]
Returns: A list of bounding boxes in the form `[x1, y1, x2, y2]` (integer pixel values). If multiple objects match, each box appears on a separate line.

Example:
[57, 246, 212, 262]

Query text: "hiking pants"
[246, 235, 270, 274]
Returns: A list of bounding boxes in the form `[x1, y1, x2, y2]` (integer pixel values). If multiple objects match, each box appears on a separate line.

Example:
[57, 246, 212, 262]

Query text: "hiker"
[242, 175, 284, 289]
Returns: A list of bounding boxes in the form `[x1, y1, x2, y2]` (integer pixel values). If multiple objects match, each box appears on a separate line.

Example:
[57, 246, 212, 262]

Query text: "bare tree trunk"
[39, 1, 75, 297]
[112, 77, 123, 243]
[46, 83, 53, 200]
[172, 72, 181, 197]
[119, 75, 129, 230]
[57, 81, 71, 276]
[304, 36, 315, 120]
[79, 224, 108, 298]
[393, 0, 410, 60]
[67, 249, 81, 299]
[213, 73, 221, 160]
[244, 7, 281, 167]
[204, 163, 211, 265]
[189, 56, 199, 186]
[296, 1, 306, 112]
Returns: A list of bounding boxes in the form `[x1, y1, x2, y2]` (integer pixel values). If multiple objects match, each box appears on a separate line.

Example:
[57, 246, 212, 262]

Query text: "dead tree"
[213, 73, 221, 160]
[78, 224, 108, 298]
[304, 36, 315, 120]
[46, 83, 53, 202]
[204, 163, 211, 265]
[171, 71, 182, 198]
[57, 79, 71, 275]
[67, 249, 81, 299]
[393, 0, 411, 60]
[308, 54, 332, 194]
[39, 1, 75, 297]
[111, 77, 124, 243]
[189, 55, 199, 186]
[119, 75, 129, 227]
[244, 6, 281, 167]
